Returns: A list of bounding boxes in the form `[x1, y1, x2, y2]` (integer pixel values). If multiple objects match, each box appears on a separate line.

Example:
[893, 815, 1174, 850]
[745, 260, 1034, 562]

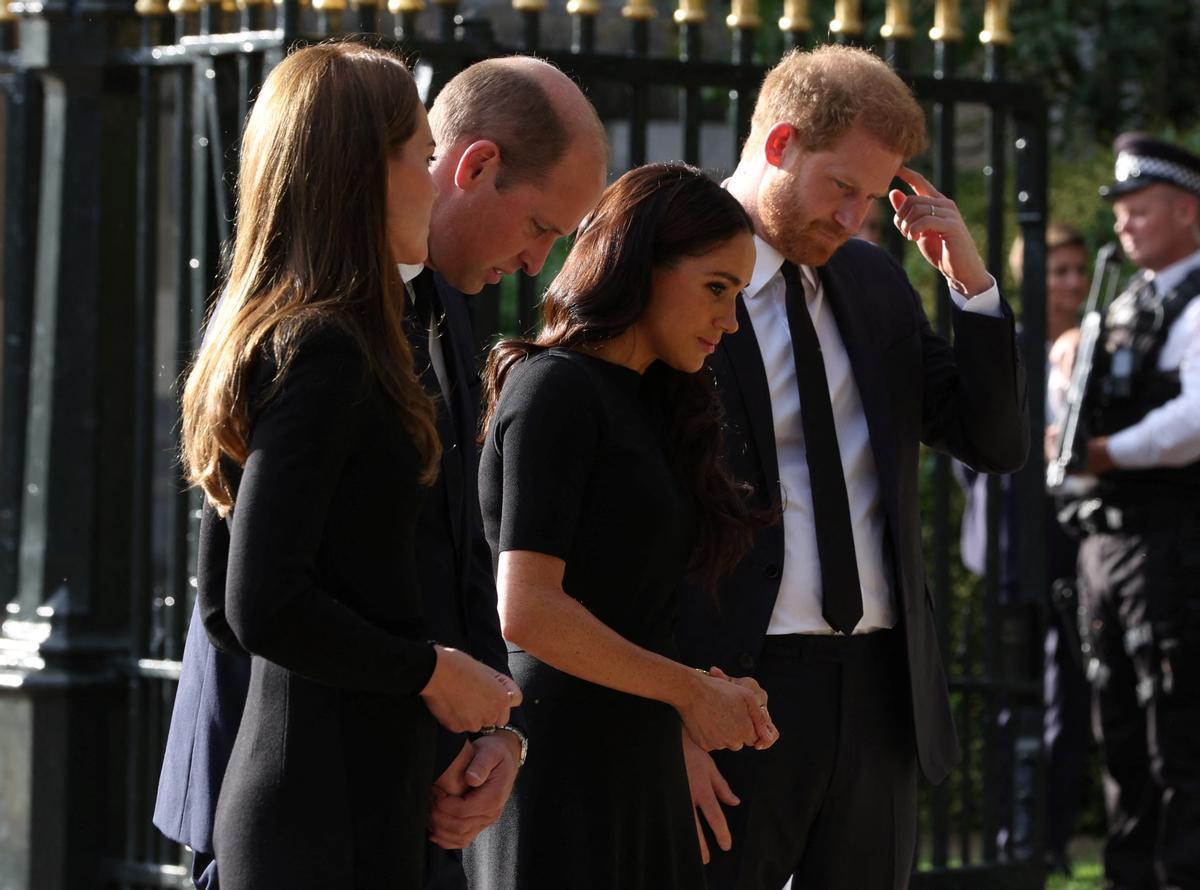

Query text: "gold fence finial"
[929, 0, 963, 41]
[513, 0, 547, 12]
[726, 0, 759, 29]
[567, 0, 600, 15]
[673, 0, 705, 25]
[168, 0, 200, 14]
[621, 0, 654, 19]
[312, 0, 346, 11]
[980, 0, 1012, 45]
[135, 0, 170, 14]
[777, 0, 810, 32]
[880, 0, 914, 40]
[828, 0, 861, 37]
[389, 0, 425, 12]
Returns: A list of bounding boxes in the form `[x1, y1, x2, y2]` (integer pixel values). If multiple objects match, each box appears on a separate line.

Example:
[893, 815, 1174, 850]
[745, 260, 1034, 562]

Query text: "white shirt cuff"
[947, 275, 1002, 318]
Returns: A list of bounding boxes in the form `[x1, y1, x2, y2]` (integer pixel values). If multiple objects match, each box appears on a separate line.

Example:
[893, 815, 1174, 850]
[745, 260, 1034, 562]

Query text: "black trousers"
[193, 842, 463, 890]
[705, 629, 919, 890]
[1044, 605, 1091, 859]
[1078, 513, 1200, 890]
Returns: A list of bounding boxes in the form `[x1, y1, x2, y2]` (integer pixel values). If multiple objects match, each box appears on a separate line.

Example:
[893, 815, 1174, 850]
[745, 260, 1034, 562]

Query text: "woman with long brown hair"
[468, 163, 778, 889]
[179, 42, 519, 888]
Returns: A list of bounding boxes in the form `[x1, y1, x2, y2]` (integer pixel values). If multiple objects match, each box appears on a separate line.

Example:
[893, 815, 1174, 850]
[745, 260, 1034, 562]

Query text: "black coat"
[676, 239, 1029, 785]
[153, 274, 512, 855]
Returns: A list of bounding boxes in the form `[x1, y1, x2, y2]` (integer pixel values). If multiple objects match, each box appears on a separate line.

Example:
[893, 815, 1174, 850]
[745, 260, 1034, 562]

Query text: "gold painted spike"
[237, 0, 269, 9]
[828, 0, 861, 36]
[567, 0, 600, 15]
[777, 0, 810, 32]
[312, 0, 346, 10]
[0, 1, 18, 18]
[512, 0, 547, 11]
[980, 0, 1012, 45]
[169, 0, 200, 14]
[929, 0, 962, 41]
[879, 0, 914, 40]
[135, 0, 170, 15]
[273, 0, 313, 7]
[726, 0, 760, 30]
[621, 0, 654, 19]
[389, 0, 425, 12]
[673, 0, 705, 25]
[220, 0, 237, 12]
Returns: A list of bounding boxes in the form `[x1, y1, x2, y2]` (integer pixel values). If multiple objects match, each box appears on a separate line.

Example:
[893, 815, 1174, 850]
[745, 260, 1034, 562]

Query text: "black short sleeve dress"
[467, 347, 706, 890]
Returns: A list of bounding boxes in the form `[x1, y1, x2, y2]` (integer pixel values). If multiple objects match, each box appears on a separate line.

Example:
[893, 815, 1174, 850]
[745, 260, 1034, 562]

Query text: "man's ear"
[763, 123, 796, 169]
[453, 139, 501, 191]
[1176, 192, 1200, 231]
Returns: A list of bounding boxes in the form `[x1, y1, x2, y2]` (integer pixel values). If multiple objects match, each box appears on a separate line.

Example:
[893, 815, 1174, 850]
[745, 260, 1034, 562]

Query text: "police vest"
[1086, 265, 1200, 497]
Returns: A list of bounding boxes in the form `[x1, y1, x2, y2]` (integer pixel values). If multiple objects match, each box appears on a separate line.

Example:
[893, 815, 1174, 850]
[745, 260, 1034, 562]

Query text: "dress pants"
[705, 629, 918, 890]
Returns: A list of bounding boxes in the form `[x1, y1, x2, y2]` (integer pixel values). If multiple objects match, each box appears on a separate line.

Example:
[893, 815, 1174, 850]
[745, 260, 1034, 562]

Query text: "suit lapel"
[817, 260, 903, 547]
[720, 295, 781, 493]
[419, 272, 466, 557]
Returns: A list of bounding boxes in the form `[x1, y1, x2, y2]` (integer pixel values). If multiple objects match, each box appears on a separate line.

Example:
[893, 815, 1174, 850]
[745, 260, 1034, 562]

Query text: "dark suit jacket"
[153, 273, 512, 854]
[676, 239, 1029, 785]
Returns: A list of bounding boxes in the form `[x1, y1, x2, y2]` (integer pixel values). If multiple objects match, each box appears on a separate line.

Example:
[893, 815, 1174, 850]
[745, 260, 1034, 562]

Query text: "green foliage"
[1047, 861, 1104, 890]
[1009, 1, 1200, 146]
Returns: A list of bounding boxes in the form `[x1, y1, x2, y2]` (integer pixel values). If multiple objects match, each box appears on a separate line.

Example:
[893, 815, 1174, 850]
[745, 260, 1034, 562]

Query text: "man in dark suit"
[677, 45, 1028, 890]
[153, 55, 607, 890]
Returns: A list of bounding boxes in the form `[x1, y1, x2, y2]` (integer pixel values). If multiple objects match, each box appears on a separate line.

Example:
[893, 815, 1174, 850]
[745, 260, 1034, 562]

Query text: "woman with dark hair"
[468, 162, 777, 889]
[179, 43, 519, 889]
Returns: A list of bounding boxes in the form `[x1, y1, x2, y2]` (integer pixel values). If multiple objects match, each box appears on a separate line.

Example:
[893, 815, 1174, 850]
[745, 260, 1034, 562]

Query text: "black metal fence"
[0, 0, 1050, 887]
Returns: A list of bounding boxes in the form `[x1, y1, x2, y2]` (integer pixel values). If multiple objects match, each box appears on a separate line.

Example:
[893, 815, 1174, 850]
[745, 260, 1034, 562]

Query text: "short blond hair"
[745, 44, 928, 161]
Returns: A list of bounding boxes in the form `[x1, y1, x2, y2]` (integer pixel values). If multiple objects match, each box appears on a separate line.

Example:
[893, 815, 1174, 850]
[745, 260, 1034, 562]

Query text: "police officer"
[1069, 133, 1200, 890]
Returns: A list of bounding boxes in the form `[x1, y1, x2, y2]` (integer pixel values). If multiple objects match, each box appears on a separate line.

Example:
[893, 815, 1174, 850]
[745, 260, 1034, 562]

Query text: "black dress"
[203, 329, 438, 889]
[468, 348, 706, 890]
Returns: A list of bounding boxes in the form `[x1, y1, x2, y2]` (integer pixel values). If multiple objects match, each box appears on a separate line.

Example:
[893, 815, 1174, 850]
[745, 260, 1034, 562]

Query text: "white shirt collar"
[744, 235, 786, 300]
[744, 235, 821, 301]
[398, 262, 425, 284]
[1148, 247, 1200, 295]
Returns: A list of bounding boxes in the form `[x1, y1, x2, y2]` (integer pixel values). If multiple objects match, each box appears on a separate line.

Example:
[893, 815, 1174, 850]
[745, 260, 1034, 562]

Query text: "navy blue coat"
[153, 273, 513, 857]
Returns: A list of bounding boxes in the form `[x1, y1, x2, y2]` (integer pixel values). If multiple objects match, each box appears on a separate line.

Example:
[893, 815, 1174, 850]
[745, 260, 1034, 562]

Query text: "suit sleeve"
[912, 274, 1030, 474]
[218, 334, 437, 697]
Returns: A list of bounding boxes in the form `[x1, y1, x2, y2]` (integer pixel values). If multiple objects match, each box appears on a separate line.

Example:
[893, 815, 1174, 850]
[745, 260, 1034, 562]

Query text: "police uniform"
[1077, 134, 1200, 890]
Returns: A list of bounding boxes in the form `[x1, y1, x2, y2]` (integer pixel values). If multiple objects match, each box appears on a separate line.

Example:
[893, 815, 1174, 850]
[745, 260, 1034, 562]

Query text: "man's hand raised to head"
[890, 167, 993, 298]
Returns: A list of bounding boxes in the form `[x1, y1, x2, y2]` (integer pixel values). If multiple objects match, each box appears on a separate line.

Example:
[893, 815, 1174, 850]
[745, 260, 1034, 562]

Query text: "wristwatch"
[479, 724, 528, 768]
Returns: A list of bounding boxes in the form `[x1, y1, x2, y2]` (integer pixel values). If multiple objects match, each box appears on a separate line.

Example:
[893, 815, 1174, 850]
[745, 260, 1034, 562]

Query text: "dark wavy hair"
[481, 162, 761, 588]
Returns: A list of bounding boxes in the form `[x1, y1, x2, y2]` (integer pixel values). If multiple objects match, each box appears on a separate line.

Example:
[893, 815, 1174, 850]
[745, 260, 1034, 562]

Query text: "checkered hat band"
[1116, 152, 1200, 194]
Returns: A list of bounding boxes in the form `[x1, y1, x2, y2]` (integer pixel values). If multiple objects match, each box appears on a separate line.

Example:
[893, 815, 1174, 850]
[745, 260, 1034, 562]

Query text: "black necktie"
[781, 262, 863, 635]
[405, 273, 453, 412]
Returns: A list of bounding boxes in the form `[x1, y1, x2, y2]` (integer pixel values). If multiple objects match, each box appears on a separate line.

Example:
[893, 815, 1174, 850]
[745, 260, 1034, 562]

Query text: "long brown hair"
[181, 42, 440, 516]
[481, 162, 761, 587]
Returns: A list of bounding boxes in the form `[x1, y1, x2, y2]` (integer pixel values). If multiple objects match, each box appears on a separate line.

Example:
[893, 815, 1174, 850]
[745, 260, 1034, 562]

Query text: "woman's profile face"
[386, 103, 438, 266]
[638, 231, 755, 373]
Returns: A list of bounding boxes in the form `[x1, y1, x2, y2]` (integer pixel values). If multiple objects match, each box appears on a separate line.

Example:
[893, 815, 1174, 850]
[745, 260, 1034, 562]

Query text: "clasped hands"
[428, 730, 522, 850]
[678, 665, 777, 753]
[678, 667, 775, 865]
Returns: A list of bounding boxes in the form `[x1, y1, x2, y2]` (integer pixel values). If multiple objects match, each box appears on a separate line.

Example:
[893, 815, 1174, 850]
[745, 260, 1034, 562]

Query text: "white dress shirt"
[742, 236, 1001, 635]
[1106, 248, 1200, 468]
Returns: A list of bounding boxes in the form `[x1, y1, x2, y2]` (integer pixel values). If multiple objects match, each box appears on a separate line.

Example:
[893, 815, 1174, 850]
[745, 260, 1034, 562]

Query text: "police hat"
[1100, 133, 1200, 200]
